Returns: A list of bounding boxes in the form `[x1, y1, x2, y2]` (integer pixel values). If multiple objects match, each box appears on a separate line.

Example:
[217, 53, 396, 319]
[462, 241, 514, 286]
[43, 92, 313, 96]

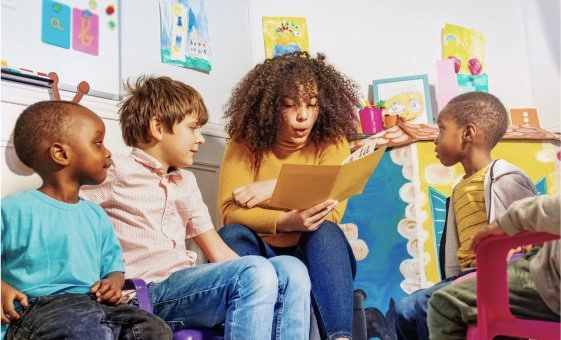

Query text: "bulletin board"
[1, 0, 121, 99]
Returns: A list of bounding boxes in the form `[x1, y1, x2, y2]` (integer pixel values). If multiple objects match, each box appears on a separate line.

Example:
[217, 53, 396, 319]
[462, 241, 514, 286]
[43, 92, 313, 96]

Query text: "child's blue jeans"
[147, 255, 311, 340]
[4, 293, 171, 339]
[393, 268, 476, 340]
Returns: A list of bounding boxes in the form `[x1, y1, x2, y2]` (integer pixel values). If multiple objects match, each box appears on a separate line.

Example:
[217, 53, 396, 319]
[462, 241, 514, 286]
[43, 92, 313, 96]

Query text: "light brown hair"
[118, 75, 209, 146]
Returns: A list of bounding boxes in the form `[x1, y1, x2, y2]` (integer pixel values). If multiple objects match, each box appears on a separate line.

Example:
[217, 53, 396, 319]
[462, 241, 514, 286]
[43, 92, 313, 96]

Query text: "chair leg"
[352, 290, 367, 340]
[310, 305, 321, 340]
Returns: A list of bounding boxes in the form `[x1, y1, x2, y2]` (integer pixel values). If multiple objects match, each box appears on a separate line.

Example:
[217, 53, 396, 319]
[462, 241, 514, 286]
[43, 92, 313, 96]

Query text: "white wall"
[521, 0, 560, 131]
[247, 0, 560, 131]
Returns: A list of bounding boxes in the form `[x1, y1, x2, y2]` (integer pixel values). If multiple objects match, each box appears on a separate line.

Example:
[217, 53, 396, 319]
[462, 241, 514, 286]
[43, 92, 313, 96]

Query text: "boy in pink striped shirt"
[80, 75, 311, 340]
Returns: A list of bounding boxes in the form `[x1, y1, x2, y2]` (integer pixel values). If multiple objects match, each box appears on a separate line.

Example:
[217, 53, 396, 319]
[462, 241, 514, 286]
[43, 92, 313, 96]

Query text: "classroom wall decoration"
[159, 0, 212, 72]
[262, 16, 309, 59]
[509, 108, 540, 128]
[441, 23, 488, 93]
[1, 0, 120, 99]
[372, 74, 434, 124]
[435, 58, 460, 113]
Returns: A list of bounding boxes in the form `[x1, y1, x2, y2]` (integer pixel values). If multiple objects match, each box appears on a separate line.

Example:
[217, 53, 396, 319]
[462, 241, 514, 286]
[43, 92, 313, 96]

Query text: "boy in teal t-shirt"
[1, 100, 171, 339]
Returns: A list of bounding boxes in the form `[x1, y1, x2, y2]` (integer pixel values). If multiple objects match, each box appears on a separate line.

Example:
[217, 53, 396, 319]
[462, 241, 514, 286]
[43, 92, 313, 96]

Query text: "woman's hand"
[277, 199, 338, 232]
[1, 280, 28, 325]
[232, 179, 277, 208]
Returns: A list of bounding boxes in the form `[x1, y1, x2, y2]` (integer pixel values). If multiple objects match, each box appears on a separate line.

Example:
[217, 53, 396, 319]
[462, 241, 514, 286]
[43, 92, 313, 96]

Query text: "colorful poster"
[72, 8, 99, 55]
[442, 23, 488, 93]
[40, 0, 113, 56]
[159, 0, 212, 72]
[509, 108, 541, 128]
[262, 17, 309, 59]
[41, 0, 71, 49]
[342, 150, 411, 340]
[435, 59, 460, 112]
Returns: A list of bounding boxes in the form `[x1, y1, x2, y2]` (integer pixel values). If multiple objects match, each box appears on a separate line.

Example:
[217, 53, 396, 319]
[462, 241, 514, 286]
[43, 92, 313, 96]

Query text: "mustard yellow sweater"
[219, 138, 350, 247]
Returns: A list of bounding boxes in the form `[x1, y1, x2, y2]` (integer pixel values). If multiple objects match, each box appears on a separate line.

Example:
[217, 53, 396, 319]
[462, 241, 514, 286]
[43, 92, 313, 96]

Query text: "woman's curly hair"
[224, 51, 361, 169]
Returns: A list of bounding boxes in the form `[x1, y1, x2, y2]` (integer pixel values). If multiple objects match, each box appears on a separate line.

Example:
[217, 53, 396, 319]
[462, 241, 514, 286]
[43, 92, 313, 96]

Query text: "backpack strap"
[487, 160, 498, 222]
[439, 197, 451, 279]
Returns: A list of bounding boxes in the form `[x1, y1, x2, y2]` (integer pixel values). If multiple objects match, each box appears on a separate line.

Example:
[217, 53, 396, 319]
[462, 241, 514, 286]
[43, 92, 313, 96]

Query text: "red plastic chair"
[466, 231, 561, 340]
[124, 278, 224, 340]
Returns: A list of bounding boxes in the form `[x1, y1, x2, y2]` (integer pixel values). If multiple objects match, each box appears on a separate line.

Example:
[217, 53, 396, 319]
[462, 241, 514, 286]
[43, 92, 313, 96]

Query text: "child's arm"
[194, 229, 240, 262]
[471, 195, 561, 250]
[231, 179, 277, 208]
[90, 272, 124, 305]
[470, 221, 506, 251]
[1, 280, 28, 325]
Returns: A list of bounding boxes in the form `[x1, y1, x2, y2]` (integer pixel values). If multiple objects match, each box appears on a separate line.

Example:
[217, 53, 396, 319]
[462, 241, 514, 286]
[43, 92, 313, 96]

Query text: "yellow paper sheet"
[269, 144, 386, 210]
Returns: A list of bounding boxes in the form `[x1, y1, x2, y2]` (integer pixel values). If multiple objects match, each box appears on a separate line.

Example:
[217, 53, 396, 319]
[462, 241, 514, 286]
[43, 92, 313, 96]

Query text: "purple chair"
[124, 278, 224, 340]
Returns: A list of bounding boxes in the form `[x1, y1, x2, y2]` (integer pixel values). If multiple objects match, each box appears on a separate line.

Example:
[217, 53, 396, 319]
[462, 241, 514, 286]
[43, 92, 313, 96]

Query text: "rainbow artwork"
[262, 17, 309, 59]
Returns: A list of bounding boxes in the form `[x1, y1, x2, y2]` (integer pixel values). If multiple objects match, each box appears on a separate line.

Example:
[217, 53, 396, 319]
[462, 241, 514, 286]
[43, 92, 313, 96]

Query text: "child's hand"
[470, 222, 506, 251]
[90, 273, 124, 305]
[277, 199, 338, 232]
[1, 281, 28, 325]
[471, 222, 535, 261]
[506, 244, 534, 260]
[232, 179, 276, 208]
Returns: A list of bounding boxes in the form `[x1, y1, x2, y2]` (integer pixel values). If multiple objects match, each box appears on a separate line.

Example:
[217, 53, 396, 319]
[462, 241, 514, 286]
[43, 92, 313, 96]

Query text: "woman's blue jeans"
[147, 255, 310, 340]
[4, 293, 171, 339]
[218, 221, 357, 340]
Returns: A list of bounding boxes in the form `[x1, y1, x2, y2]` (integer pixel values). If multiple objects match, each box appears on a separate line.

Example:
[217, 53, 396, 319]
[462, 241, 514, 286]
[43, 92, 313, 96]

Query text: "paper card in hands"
[269, 141, 386, 210]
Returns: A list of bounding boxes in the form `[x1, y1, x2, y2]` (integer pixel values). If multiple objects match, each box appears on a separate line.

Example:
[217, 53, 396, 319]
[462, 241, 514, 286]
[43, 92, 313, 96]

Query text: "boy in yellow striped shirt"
[393, 91, 537, 340]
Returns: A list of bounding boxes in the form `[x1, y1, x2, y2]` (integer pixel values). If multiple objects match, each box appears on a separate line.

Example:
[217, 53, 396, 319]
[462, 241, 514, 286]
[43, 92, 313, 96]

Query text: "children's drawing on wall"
[442, 23, 487, 93]
[372, 74, 434, 124]
[262, 17, 309, 58]
[159, 0, 211, 72]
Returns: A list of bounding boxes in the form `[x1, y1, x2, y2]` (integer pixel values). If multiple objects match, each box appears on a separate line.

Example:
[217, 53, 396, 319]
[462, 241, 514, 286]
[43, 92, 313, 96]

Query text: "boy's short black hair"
[13, 100, 81, 169]
[445, 91, 508, 148]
